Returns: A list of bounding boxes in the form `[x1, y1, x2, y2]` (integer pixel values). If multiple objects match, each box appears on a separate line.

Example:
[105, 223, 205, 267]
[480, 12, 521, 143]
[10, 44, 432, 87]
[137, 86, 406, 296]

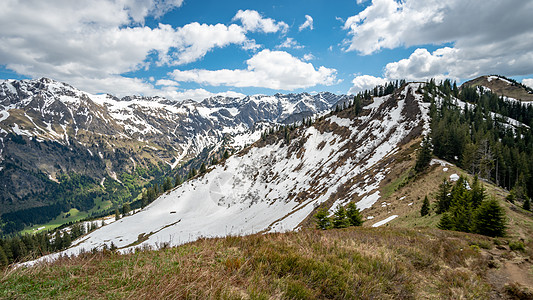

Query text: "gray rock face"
[0, 77, 350, 215]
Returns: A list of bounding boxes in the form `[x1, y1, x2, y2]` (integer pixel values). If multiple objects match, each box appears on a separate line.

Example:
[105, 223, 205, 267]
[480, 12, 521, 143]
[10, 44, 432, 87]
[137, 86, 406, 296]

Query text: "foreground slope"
[26, 83, 429, 263]
[5, 227, 530, 299]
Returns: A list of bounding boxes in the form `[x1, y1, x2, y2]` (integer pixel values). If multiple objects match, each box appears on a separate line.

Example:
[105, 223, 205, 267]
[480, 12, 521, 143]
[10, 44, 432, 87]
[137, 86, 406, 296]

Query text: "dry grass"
[1, 227, 494, 299]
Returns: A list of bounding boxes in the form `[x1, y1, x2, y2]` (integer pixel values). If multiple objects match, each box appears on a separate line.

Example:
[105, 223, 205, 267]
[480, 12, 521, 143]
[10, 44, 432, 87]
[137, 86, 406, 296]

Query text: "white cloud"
[348, 75, 389, 94]
[302, 53, 315, 61]
[159, 88, 245, 102]
[523, 79, 533, 89]
[277, 38, 304, 49]
[168, 22, 247, 65]
[233, 9, 288, 34]
[299, 15, 314, 31]
[0, 3, 292, 96]
[343, 0, 533, 80]
[170, 49, 337, 90]
[155, 79, 180, 87]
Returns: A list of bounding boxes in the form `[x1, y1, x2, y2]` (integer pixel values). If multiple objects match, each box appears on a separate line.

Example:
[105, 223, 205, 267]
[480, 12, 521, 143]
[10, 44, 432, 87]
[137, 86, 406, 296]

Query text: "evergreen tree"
[470, 175, 486, 209]
[314, 209, 332, 230]
[437, 213, 454, 230]
[353, 95, 362, 115]
[61, 233, 72, 249]
[223, 150, 230, 159]
[523, 197, 531, 211]
[415, 137, 432, 173]
[122, 203, 131, 215]
[436, 179, 452, 213]
[141, 191, 148, 208]
[200, 162, 207, 174]
[175, 175, 182, 187]
[0, 245, 8, 268]
[115, 208, 120, 220]
[420, 195, 430, 216]
[472, 198, 506, 237]
[163, 177, 173, 191]
[346, 202, 363, 226]
[212, 157, 219, 165]
[332, 206, 350, 228]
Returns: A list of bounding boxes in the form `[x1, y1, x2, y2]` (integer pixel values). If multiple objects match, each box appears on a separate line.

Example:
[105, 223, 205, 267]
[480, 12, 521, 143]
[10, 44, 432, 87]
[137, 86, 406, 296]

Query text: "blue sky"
[1, 0, 533, 100]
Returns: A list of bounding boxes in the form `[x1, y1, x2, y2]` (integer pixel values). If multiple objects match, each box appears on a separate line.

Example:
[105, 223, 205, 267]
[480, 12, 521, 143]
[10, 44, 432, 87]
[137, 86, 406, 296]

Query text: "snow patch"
[372, 215, 398, 227]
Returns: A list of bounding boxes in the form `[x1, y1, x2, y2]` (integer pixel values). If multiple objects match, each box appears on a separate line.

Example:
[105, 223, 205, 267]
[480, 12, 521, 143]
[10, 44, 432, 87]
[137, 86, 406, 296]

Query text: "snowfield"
[23, 83, 431, 266]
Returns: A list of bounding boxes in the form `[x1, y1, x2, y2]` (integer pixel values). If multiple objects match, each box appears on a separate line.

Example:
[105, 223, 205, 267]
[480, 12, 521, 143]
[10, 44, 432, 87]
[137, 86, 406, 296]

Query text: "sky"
[1, 0, 533, 101]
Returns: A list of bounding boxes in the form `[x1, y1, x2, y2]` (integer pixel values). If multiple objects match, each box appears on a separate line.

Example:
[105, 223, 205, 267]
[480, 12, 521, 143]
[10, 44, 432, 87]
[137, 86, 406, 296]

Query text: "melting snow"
[449, 174, 460, 181]
[372, 215, 398, 227]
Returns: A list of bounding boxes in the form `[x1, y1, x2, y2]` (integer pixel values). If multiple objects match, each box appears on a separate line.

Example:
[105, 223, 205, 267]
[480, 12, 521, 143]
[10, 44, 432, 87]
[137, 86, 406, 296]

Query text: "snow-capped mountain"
[26, 83, 431, 264]
[0, 78, 350, 215]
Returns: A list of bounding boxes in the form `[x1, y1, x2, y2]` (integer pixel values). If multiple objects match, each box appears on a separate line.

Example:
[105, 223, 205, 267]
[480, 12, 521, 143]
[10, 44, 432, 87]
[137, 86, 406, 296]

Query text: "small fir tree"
[122, 203, 131, 215]
[473, 198, 506, 237]
[0, 245, 8, 268]
[346, 202, 363, 226]
[421, 195, 430, 216]
[523, 197, 531, 211]
[115, 208, 120, 220]
[223, 150, 230, 159]
[415, 137, 432, 173]
[437, 213, 454, 230]
[314, 209, 332, 230]
[436, 179, 452, 213]
[332, 206, 350, 229]
[200, 162, 207, 174]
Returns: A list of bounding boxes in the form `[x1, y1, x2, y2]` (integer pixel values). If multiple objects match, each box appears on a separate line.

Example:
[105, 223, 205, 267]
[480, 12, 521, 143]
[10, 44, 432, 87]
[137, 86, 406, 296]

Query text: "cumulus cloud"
[523, 79, 533, 89]
[0, 2, 289, 96]
[276, 38, 304, 49]
[159, 87, 245, 102]
[348, 75, 389, 94]
[170, 49, 337, 90]
[344, 0, 533, 80]
[299, 15, 314, 31]
[302, 53, 315, 61]
[233, 9, 288, 33]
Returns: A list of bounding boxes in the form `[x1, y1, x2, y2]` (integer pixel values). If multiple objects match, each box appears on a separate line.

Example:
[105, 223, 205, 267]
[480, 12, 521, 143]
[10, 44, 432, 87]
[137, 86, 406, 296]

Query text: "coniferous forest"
[427, 79, 533, 202]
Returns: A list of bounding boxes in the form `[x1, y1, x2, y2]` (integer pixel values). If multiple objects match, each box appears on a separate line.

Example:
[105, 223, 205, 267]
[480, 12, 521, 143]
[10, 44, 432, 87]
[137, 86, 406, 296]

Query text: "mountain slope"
[0, 78, 349, 230]
[462, 75, 533, 103]
[27, 83, 430, 262]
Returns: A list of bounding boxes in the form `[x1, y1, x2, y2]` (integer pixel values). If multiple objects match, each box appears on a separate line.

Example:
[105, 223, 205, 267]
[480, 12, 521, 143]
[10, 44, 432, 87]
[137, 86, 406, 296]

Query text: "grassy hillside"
[3, 227, 532, 299]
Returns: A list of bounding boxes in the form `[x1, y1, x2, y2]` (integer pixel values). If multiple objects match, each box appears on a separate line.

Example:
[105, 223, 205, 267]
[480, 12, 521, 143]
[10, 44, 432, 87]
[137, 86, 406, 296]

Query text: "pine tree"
[0, 245, 8, 268]
[122, 203, 131, 215]
[437, 213, 454, 230]
[415, 137, 432, 173]
[473, 198, 506, 237]
[470, 175, 486, 209]
[523, 197, 531, 211]
[332, 206, 350, 228]
[346, 202, 363, 226]
[436, 179, 452, 213]
[200, 162, 207, 174]
[163, 177, 173, 191]
[421, 195, 430, 216]
[314, 209, 332, 230]
[223, 150, 230, 159]
[175, 175, 182, 187]
[61, 233, 72, 249]
[141, 191, 148, 208]
[115, 208, 120, 220]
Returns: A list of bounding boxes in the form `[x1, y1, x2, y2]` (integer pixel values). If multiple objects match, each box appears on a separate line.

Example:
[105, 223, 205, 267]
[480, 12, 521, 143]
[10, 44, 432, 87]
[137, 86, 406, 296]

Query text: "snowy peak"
[0, 78, 349, 216]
